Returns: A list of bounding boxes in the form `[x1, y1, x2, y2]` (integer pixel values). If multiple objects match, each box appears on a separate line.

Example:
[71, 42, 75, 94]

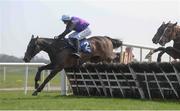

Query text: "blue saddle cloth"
[80, 39, 91, 53]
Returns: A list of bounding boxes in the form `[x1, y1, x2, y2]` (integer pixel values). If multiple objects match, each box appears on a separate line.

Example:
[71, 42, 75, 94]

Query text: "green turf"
[1, 68, 180, 110]
[0, 67, 61, 88]
[0, 91, 180, 110]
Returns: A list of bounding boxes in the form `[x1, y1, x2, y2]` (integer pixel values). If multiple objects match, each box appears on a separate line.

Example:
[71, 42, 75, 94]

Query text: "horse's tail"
[106, 36, 122, 49]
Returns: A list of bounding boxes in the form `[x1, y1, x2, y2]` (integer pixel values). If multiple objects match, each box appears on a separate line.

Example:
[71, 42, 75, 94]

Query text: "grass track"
[0, 67, 61, 88]
[0, 91, 180, 110]
[1, 68, 180, 110]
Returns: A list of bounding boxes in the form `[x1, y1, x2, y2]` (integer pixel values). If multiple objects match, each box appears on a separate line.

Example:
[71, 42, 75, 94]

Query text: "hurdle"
[65, 62, 180, 99]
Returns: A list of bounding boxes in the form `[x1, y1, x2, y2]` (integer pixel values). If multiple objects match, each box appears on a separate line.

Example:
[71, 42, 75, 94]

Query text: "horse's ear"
[162, 21, 165, 24]
[173, 22, 177, 26]
[168, 21, 171, 23]
[36, 36, 39, 39]
[31, 35, 34, 39]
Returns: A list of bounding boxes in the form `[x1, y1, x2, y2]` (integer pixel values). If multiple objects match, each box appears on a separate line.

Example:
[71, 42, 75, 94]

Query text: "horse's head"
[23, 35, 41, 62]
[152, 22, 169, 44]
[159, 22, 178, 46]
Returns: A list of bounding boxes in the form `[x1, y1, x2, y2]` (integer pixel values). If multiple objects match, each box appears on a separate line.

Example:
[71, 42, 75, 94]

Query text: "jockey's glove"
[58, 35, 65, 40]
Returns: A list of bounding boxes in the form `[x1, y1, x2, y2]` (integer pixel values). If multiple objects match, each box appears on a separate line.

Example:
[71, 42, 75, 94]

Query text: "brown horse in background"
[152, 21, 170, 44]
[146, 22, 180, 62]
[145, 21, 170, 60]
[23, 35, 122, 96]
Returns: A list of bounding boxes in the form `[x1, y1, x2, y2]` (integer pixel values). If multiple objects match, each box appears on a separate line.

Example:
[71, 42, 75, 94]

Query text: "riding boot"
[67, 39, 74, 47]
[72, 39, 80, 58]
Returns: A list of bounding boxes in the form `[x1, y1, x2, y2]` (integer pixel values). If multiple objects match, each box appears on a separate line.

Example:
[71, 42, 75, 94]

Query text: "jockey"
[57, 15, 91, 57]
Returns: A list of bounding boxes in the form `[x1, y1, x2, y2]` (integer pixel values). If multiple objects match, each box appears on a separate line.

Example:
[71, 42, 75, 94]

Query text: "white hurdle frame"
[0, 63, 67, 95]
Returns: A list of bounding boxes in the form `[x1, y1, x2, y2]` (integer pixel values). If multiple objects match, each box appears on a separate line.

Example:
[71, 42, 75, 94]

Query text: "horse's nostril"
[23, 58, 29, 62]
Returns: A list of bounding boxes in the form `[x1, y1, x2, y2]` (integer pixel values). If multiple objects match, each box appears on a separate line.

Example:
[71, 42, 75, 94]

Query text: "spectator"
[122, 46, 134, 64]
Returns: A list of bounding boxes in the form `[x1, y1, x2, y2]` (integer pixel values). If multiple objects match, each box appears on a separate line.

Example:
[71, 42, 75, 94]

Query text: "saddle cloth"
[80, 39, 91, 53]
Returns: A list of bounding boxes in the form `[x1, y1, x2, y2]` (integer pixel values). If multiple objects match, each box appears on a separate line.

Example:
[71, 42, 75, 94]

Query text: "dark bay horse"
[146, 22, 180, 62]
[152, 21, 170, 44]
[145, 21, 170, 60]
[23, 35, 122, 96]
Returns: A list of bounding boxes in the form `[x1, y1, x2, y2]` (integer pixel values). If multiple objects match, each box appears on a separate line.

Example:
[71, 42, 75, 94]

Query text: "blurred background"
[0, 0, 180, 62]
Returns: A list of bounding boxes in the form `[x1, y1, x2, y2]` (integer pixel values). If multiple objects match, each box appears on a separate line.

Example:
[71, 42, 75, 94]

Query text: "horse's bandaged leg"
[145, 50, 154, 59]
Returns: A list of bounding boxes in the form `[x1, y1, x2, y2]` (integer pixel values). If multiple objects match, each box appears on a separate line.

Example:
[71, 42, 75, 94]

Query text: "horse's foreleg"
[145, 47, 165, 59]
[35, 63, 53, 89]
[157, 51, 165, 62]
[163, 47, 180, 60]
[153, 47, 165, 52]
[157, 46, 180, 62]
[145, 50, 154, 59]
[32, 68, 61, 96]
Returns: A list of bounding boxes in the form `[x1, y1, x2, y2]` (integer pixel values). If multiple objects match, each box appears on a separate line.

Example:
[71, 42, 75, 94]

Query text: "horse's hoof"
[157, 59, 161, 62]
[32, 91, 38, 96]
[145, 51, 153, 59]
[157, 58, 161, 62]
[145, 53, 151, 59]
[145, 54, 150, 59]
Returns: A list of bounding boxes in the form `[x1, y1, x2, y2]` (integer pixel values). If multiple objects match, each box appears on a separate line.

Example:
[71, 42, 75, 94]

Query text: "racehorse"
[152, 21, 170, 44]
[23, 35, 122, 96]
[145, 22, 180, 62]
[145, 21, 170, 61]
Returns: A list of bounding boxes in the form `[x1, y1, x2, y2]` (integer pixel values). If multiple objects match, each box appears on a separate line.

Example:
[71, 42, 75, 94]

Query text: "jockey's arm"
[58, 22, 76, 39]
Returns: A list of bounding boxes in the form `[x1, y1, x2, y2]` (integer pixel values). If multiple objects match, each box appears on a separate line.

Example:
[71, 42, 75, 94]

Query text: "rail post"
[140, 48, 142, 62]
[3, 66, 6, 81]
[60, 69, 67, 95]
[24, 65, 28, 95]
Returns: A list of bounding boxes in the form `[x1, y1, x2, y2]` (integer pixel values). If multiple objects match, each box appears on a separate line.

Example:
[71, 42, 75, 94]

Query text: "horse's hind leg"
[32, 67, 61, 96]
[35, 63, 53, 89]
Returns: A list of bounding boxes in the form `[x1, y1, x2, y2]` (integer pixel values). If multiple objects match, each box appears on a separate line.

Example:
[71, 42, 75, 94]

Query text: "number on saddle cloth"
[80, 39, 91, 53]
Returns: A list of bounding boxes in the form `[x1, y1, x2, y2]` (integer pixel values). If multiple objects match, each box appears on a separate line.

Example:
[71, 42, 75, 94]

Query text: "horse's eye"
[28, 44, 34, 48]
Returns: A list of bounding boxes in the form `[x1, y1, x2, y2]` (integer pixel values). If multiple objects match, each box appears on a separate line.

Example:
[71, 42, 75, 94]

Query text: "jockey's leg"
[69, 34, 81, 58]
[68, 32, 78, 48]
[68, 27, 91, 58]
[78, 27, 91, 40]
[72, 38, 80, 58]
[75, 39, 80, 53]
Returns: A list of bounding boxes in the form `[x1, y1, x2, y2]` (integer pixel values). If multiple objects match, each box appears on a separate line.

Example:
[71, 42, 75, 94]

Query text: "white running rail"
[0, 63, 67, 95]
[121, 43, 171, 62]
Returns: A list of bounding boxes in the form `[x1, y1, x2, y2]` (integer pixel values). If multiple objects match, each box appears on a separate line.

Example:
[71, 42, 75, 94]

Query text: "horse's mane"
[36, 38, 53, 46]
[38, 37, 54, 41]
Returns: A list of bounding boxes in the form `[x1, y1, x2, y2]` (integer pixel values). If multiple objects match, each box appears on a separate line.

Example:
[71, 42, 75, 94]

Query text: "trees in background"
[0, 54, 49, 64]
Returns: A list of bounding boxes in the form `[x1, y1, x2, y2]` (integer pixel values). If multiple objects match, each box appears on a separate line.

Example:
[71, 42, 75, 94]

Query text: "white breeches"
[68, 27, 91, 40]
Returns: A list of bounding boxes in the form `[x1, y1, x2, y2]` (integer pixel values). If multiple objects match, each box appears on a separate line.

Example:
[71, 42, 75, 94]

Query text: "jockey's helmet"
[61, 15, 71, 21]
